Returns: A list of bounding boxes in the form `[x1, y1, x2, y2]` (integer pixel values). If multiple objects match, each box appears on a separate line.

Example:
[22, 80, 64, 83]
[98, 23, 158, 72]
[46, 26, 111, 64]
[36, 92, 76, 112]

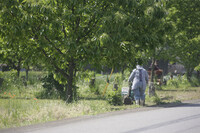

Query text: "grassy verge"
[0, 71, 200, 129]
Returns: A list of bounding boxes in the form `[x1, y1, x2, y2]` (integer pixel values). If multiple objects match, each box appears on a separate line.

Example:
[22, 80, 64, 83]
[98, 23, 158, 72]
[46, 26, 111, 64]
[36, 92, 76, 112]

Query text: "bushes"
[77, 71, 124, 105]
[36, 73, 65, 99]
[78, 71, 100, 94]
[106, 73, 124, 106]
[146, 94, 163, 105]
[106, 90, 123, 106]
[164, 74, 200, 90]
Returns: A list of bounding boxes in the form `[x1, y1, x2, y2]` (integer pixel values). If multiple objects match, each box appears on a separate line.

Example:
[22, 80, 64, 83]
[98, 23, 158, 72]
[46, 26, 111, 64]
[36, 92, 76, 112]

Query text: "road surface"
[1, 100, 200, 133]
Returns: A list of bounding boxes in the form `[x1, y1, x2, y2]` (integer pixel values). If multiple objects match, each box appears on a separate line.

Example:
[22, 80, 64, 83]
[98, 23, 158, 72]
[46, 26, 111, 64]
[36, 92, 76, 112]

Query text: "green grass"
[0, 71, 200, 129]
[149, 75, 200, 104]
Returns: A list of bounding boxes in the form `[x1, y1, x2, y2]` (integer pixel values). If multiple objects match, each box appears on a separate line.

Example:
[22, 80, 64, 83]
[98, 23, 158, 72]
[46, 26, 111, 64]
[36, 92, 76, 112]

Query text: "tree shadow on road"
[147, 100, 200, 108]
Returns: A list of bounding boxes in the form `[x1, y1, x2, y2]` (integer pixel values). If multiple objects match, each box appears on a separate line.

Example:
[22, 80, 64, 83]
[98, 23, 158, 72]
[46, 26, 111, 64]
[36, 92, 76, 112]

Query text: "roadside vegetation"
[0, 0, 200, 130]
[0, 71, 200, 129]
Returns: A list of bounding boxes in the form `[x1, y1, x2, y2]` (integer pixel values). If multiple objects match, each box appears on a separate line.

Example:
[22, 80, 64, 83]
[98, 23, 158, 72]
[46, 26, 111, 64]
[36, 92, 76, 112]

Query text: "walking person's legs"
[139, 86, 146, 106]
[133, 88, 140, 105]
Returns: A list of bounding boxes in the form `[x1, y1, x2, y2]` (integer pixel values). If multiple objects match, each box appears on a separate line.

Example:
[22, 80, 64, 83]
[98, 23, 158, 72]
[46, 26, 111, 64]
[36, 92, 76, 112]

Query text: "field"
[0, 71, 200, 129]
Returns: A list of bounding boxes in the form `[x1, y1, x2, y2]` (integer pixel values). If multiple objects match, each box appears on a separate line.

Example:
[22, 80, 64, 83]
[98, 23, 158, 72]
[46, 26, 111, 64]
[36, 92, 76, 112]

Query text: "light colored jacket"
[128, 65, 149, 90]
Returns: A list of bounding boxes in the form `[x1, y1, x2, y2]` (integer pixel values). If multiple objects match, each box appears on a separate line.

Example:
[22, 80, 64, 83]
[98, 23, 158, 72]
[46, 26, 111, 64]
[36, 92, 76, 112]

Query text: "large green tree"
[96, 0, 169, 70]
[0, 0, 115, 102]
[167, 0, 200, 80]
[0, 0, 36, 77]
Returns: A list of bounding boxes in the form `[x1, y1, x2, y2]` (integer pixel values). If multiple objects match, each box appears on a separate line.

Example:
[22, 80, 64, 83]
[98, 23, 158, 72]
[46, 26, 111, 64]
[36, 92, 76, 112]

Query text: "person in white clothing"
[128, 65, 149, 106]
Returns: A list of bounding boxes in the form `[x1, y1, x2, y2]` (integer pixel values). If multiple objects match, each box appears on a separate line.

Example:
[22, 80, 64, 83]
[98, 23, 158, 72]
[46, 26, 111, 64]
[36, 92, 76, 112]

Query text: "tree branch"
[41, 48, 69, 79]
[81, 4, 109, 39]
[44, 36, 64, 55]
[156, 46, 165, 57]
[62, 24, 67, 38]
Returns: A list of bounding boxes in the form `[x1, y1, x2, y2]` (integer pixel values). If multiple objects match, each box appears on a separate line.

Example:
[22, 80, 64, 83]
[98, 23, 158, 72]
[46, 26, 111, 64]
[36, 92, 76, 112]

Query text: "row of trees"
[0, 0, 200, 102]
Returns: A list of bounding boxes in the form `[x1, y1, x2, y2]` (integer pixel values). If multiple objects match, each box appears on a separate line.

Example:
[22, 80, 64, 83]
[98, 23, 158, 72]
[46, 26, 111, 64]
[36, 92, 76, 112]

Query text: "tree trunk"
[186, 68, 193, 82]
[16, 59, 21, 77]
[197, 71, 200, 81]
[0, 78, 4, 87]
[65, 59, 76, 103]
[17, 66, 21, 77]
[197, 71, 200, 84]
[26, 66, 29, 81]
[149, 58, 156, 97]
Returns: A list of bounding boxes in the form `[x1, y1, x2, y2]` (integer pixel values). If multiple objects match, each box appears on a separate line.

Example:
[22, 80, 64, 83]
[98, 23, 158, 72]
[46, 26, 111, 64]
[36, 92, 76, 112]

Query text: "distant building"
[168, 63, 186, 75]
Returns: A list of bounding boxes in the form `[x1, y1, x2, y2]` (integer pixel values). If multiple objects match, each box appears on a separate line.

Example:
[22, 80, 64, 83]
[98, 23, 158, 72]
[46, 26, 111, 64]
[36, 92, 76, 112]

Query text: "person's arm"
[129, 70, 135, 82]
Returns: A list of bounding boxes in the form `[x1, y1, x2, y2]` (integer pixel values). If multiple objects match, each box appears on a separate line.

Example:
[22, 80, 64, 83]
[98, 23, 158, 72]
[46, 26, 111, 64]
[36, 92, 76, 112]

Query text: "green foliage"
[106, 89, 123, 106]
[0, 71, 45, 88]
[195, 64, 200, 71]
[78, 72, 107, 98]
[167, 78, 179, 88]
[77, 70, 99, 94]
[146, 94, 162, 105]
[89, 81, 100, 95]
[36, 73, 65, 99]
[0, 71, 44, 100]
[78, 72, 125, 105]
[1, 0, 199, 102]
[0, 0, 115, 102]
[0, 70, 24, 89]
[25, 71, 45, 85]
[163, 75, 200, 90]
[114, 73, 121, 85]
[166, 0, 200, 79]
[1, 70, 200, 129]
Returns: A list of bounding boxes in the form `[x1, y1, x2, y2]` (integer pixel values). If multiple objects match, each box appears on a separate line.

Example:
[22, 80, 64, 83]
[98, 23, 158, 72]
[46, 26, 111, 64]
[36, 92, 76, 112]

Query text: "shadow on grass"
[111, 107, 122, 111]
[0, 96, 10, 99]
[160, 96, 174, 101]
[159, 89, 197, 92]
[147, 100, 200, 108]
[0, 96, 32, 100]
[79, 96, 106, 101]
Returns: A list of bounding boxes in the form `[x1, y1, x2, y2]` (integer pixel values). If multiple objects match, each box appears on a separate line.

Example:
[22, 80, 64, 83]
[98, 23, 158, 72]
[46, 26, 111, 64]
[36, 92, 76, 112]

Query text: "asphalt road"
[1, 100, 200, 133]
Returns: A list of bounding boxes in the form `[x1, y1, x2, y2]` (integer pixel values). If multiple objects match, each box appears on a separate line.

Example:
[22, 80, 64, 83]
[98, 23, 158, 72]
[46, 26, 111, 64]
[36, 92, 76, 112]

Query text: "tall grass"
[0, 98, 111, 128]
[0, 70, 133, 129]
[0, 96, 124, 128]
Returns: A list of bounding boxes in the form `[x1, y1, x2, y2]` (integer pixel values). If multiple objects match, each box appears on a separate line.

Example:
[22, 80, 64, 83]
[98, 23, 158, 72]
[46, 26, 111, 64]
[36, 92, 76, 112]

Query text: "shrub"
[163, 74, 200, 90]
[189, 76, 200, 87]
[146, 94, 163, 105]
[106, 89, 123, 106]
[36, 73, 65, 99]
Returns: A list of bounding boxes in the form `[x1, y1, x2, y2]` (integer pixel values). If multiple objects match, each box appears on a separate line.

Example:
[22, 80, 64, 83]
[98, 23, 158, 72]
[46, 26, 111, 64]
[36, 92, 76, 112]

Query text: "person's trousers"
[133, 85, 145, 101]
